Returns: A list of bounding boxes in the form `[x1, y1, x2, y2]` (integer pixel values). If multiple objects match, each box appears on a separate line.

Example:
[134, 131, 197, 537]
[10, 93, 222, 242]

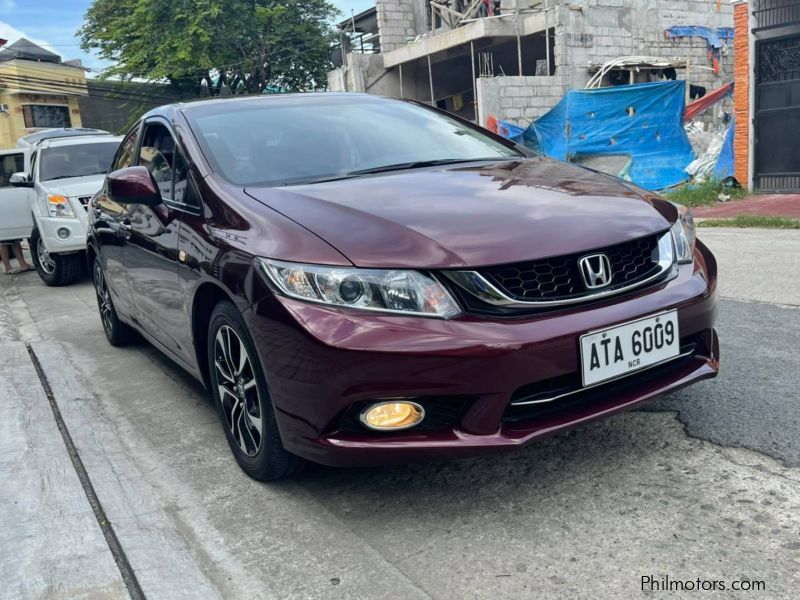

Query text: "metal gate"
[754, 33, 800, 192]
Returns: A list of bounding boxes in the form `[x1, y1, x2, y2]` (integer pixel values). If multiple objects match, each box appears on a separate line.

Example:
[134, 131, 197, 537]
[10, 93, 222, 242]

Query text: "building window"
[22, 105, 72, 128]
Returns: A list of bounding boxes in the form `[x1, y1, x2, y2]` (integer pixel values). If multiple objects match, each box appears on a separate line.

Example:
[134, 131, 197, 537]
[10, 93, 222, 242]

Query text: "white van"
[2, 128, 121, 286]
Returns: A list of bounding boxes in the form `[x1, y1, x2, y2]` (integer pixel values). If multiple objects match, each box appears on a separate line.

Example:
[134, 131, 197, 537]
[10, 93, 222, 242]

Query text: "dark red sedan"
[87, 93, 718, 480]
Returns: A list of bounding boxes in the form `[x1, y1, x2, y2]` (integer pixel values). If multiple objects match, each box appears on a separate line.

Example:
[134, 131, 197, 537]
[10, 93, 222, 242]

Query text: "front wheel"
[207, 301, 304, 481]
[92, 257, 136, 346]
[30, 229, 83, 286]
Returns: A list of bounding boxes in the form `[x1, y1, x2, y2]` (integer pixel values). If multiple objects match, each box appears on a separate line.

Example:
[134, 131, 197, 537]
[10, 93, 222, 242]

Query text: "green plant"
[663, 179, 747, 208]
[80, 0, 338, 94]
[697, 215, 800, 229]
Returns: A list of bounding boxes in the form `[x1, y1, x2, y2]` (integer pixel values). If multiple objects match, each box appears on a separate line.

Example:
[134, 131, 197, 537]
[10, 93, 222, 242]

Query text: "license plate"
[579, 310, 680, 387]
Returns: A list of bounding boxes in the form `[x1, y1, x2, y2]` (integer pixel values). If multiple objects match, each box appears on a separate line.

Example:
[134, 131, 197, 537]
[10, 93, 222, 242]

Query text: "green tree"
[79, 0, 339, 94]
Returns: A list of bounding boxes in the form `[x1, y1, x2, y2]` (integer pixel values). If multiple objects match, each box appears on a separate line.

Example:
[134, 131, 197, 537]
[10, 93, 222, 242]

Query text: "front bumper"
[245, 241, 719, 468]
[36, 216, 87, 253]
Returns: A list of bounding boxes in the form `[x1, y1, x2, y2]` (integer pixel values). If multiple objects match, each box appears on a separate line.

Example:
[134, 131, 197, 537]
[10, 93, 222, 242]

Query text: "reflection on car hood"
[244, 157, 676, 269]
[41, 174, 105, 198]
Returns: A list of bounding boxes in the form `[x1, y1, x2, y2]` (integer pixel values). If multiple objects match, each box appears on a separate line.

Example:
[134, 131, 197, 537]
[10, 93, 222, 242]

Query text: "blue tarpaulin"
[516, 81, 695, 190]
[665, 26, 734, 49]
[665, 26, 734, 73]
[492, 119, 525, 142]
[712, 117, 735, 180]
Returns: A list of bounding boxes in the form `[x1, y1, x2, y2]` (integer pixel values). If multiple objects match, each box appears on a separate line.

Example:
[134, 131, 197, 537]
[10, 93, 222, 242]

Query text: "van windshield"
[40, 142, 119, 181]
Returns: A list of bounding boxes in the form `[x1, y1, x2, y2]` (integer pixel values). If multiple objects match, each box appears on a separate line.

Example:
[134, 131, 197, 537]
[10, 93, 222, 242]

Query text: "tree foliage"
[79, 0, 339, 94]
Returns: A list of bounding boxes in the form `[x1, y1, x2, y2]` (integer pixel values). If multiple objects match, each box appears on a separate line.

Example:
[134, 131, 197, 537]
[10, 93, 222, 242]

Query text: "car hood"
[244, 158, 676, 269]
[41, 175, 105, 198]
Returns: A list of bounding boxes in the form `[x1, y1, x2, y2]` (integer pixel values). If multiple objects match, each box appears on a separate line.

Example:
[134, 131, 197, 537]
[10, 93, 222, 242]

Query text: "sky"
[0, 0, 375, 75]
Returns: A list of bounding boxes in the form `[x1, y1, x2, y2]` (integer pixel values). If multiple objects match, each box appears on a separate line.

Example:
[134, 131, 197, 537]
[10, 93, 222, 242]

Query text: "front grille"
[77, 196, 92, 211]
[480, 233, 663, 302]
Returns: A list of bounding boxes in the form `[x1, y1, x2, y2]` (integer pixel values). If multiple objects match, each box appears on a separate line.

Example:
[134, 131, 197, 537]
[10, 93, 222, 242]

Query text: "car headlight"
[669, 203, 695, 264]
[255, 258, 462, 318]
[47, 194, 75, 219]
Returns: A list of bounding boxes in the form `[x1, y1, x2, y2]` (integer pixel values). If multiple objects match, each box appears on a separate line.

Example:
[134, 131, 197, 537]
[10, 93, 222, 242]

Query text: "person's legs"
[0, 244, 11, 273]
[11, 241, 32, 271]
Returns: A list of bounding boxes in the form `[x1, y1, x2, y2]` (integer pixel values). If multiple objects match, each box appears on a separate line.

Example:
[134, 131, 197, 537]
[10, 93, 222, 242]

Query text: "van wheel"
[207, 301, 305, 481]
[30, 229, 83, 286]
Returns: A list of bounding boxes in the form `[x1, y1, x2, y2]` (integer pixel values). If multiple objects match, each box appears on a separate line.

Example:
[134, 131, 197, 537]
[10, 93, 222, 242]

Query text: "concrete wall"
[557, 0, 734, 92]
[376, 0, 418, 52]
[328, 53, 424, 99]
[476, 75, 568, 126]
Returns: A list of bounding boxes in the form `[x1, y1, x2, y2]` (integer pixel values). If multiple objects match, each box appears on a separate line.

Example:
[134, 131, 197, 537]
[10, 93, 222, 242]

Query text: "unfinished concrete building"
[328, 0, 735, 127]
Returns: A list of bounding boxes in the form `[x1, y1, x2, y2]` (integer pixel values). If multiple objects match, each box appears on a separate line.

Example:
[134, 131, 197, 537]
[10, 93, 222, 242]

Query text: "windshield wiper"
[344, 157, 508, 177]
[281, 158, 514, 186]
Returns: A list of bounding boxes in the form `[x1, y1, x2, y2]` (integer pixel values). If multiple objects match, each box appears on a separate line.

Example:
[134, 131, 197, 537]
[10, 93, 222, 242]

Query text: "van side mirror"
[10, 172, 33, 188]
[107, 166, 162, 206]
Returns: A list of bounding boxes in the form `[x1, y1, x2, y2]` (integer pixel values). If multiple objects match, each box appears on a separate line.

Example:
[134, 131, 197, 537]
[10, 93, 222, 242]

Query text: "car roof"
[17, 128, 113, 148]
[144, 92, 377, 120]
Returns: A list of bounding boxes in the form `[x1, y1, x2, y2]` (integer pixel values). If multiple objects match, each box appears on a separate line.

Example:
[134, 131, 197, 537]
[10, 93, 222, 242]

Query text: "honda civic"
[87, 93, 718, 480]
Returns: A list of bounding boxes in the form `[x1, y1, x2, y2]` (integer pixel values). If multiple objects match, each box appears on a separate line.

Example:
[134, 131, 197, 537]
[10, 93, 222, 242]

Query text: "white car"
[2, 129, 122, 285]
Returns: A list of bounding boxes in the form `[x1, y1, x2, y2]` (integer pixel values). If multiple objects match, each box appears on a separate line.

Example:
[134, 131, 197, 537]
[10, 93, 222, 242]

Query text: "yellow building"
[0, 38, 88, 149]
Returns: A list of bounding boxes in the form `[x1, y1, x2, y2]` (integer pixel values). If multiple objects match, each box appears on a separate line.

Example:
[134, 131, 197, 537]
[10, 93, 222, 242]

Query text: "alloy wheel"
[214, 325, 263, 457]
[37, 237, 56, 274]
[93, 262, 114, 336]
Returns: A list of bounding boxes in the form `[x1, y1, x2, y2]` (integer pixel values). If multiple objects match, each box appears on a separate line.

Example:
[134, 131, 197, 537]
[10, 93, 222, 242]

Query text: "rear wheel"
[92, 257, 136, 346]
[207, 301, 304, 481]
[30, 228, 83, 286]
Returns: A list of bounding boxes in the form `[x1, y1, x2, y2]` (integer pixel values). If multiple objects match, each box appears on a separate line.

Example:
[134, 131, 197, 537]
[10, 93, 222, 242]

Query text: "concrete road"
[1, 228, 799, 599]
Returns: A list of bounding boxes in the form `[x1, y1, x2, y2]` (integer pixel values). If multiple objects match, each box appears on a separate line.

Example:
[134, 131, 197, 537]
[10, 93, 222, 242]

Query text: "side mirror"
[107, 166, 161, 206]
[10, 172, 33, 188]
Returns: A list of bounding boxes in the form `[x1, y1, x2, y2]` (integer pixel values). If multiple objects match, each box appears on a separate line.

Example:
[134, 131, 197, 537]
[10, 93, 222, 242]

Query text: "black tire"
[30, 228, 83, 286]
[207, 301, 305, 481]
[92, 257, 136, 346]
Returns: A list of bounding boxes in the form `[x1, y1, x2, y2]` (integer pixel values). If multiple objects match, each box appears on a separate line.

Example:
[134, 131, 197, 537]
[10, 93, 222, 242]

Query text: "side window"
[138, 122, 176, 200]
[0, 153, 24, 187]
[173, 151, 188, 204]
[172, 151, 199, 207]
[136, 121, 198, 208]
[112, 127, 139, 172]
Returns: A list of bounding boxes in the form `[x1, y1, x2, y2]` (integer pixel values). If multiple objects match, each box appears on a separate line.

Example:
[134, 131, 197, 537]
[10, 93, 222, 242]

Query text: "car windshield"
[186, 97, 522, 186]
[40, 141, 119, 181]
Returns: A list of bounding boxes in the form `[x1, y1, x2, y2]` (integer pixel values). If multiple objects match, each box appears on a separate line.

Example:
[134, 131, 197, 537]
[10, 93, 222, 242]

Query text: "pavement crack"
[644, 408, 800, 478]
[719, 295, 800, 309]
[26, 343, 147, 600]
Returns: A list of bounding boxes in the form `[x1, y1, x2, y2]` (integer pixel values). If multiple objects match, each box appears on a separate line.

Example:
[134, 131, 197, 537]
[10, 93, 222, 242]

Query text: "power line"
[2, 37, 330, 83]
[0, 74, 200, 104]
[79, 39, 329, 77]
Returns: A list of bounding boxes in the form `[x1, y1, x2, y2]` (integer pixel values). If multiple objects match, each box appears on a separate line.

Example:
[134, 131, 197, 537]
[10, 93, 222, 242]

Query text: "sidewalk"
[693, 194, 800, 219]
[0, 341, 127, 599]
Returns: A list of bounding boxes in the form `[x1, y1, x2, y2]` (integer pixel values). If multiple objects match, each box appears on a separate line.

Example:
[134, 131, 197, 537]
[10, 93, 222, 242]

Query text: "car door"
[93, 126, 140, 319]
[124, 118, 191, 362]
[0, 149, 33, 241]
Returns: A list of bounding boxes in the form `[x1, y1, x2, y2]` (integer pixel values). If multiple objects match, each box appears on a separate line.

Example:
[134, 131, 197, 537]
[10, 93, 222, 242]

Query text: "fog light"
[360, 400, 425, 431]
[57, 227, 70, 239]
